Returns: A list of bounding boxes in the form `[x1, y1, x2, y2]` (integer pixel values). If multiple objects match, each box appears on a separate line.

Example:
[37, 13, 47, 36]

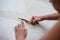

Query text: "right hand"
[30, 16, 44, 25]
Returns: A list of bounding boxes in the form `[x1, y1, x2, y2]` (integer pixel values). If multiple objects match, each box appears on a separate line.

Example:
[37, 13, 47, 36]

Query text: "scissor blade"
[18, 18, 29, 23]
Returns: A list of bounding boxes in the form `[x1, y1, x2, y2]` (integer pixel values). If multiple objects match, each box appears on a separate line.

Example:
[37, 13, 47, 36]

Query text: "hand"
[30, 16, 43, 25]
[15, 21, 27, 40]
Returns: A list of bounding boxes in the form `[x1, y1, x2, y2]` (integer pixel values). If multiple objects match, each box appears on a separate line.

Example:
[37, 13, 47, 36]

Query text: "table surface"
[0, 17, 57, 40]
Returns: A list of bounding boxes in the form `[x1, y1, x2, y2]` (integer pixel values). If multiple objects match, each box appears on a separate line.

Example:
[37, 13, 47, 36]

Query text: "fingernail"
[21, 20, 23, 23]
[21, 21, 24, 24]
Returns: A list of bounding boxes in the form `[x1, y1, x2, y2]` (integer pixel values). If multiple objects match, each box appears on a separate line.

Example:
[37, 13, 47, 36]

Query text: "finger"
[21, 21, 25, 27]
[18, 24, 20, 28]
[15, 26, 17, 31]
[15, 26, 19, 34]
[25, 29, 27, 34]
[32, 19, 37, 24]
[30, 16, 35, 22]
[15, 27, 19, 38]
[33, 19, 36, 23]
[33, 20, 39, 23]
[19, 21, 25, 30]
[24, 29, 28, 37]
[30, 19, 36, 25]
[17, 24, 22, 31]
[35, 21, 39, 24]
[32, 16, 35, 20]
[31, 21, 39, 25]
[16, 24, 22, 31]
[15, 26, 19, 31]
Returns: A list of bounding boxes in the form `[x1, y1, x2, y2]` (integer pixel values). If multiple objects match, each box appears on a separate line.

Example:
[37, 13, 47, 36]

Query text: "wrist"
[42, 15, 49, 20]
[40, 16, 46, 21]
[17, 38, 25, 40]
[17, 37, 25, 40]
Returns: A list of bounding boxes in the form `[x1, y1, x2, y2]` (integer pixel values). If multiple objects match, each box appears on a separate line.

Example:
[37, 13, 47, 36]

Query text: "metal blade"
[18, 18, 29, 23]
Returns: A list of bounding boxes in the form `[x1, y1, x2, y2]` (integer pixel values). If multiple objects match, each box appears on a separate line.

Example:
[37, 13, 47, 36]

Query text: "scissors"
[18, 17, 39, 24]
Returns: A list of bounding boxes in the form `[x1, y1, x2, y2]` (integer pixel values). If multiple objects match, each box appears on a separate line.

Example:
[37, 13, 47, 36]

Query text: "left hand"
[15, 21, 27, 40]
